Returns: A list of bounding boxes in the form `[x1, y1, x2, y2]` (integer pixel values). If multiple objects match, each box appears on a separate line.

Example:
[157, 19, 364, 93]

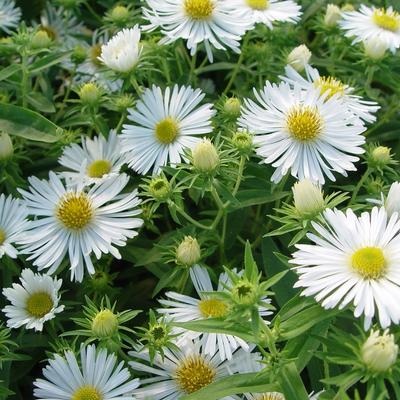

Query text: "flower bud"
[0, 133, 14, 161]
[148, 176, 171, 202]
[115, 93, 135, 111]
[364, 37, 388, 60]
[324, 4, 342, 27]
[385, 182, 400, 218]
[91, 309, 118, 338]
[361, 330, 398, 372]
[223, 97, 241, 118]
[71, 45, 87, 65]
[292, 179, 325, 216]
[231, 280, 257, 306]
[31, 30, 52, 49]
[371, 146, 392, 166]
[176, 236, 201, 266]
[79, 83, 102, 106]
[109, 5, 130, 25]
[254, 393, 285, 400]
[192, 139, 219, 173]
[231, 131, 253, 155]
[287, 45, 311, 72]
[341, 4, 354, 12]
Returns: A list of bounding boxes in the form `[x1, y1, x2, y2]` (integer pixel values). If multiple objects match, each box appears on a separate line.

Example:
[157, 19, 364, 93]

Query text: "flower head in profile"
[0, 194, 30, 259]
[129, 337, 260, 399]
[33, 344, 139, 399]
[291, 207, 400, 329]
[2, 269, 64, 332]
[19, 172, 143, 282]
[340, 5, 400, 53]
[0, 0, 21, 34]
[98, 26, 142, 73]
[281, 64, 380, 124]
[143, 0, 252, 62]
[230, 0, 302, 29]
[239, 81, 367, 184]
[59, 130, 126, 185]
[121, 85, 215, 175]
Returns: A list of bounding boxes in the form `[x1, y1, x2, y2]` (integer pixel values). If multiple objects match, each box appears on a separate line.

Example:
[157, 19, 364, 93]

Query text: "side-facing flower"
[121, 85, 215, 175]
[2, 269, 64, 332]
[19, 172, 143, 282]
[0, 0, 21, 34]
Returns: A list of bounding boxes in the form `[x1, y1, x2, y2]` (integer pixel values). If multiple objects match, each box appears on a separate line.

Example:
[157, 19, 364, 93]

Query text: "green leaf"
[230, 189, 287, 211]
[28, 51, 70, 73]
[244, 240, 257, 280]
[181, 372, 279, 400]
[278, 362, 309, 400]
[0, 64, 20, 82]
[27, 92, 55, 113]
[0, 103, 62, 142]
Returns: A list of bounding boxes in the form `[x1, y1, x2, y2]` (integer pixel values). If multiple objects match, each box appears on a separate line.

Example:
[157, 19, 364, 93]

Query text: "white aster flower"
[281, 64, 380, 124]
[129, 337, 258, 399]
[340, 5, 400, 54]
[19, 172, 143, 282]
[98, 26, 142, 73]
[142, 0, 252, 62]
[0, 0, 21, 34]
[239, 82, 367, 184]
[33, 344, 139, 399]
[158, 265, 272, 361]
[230, 0, 301, 29]
[244, 393, 322, 400]
[291, 207, 400, 330]
[59, 130, 126, 185]
[2, 269, 64, 332]
[121, 85, 215, 175]
[0, 194, 30, 259]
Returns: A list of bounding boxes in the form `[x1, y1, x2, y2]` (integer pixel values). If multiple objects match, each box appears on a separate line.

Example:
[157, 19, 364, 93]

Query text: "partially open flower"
[324, 4, 342, 27]
[176, 236, 201, 267]
[192, 139, 219, 173]
[287, 45, 311, 72]
[292, 179, 325, 216]
[0, 133, 13, 160]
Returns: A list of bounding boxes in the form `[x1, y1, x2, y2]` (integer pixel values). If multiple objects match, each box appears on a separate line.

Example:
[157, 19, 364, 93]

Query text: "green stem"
[233, 156, 245, 196]
[188, 52, 197, 85]
[83, 1, 103, 23]
[21, 53, 29, 108]
[130, 75, 142, 96]
[174, 204, 211, 230]
[350, 167, 371, 203]
[115, 112, 126, 133]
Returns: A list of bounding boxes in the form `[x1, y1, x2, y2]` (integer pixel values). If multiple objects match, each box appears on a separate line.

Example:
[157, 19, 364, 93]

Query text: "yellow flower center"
[57, 193, 93, 230]
[246, 0, 269, 11]
[198, 298, 229, 318]
[314, 76, 346, 99]
[255, 394, 285, 400]
[72, 386, 103, 400]
[0, 228, 5, 245]
[87, 160, 112, 178]
[373, 8, 400, 32]
[91, 309, 118, 337]
[286, 106, 323, 141]
[175, 355, 216, 394]
[352, 247, 386, 279]
[184, 0, 214, 20]
[155, 117, 179, 144]
[26, 292, 53, 318]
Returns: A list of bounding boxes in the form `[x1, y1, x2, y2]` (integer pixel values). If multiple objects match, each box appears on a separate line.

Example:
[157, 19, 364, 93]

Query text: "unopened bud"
[91, 309, 118, 337]
[364, 37, 388, 60]
[223, 97, 241, 118]
[148, 176, 171, 202]
[287, 45, 311, 72]
[324, 4, 342, 27]
[79, 83, 102, 106]
[371, 146, 391, 166]
[176, 236, 201, 266]
[292, 179, 325, 216]
[192, 139, 219, 173]
[32, 30, 52, 49]
[232, 131, 253, 155]
[109, 5, 130, 25]
[0, 133, 14, 160]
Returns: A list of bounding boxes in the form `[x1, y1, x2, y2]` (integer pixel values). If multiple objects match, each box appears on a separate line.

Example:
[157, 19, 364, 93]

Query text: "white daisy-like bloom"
[244, 392, 322, 400]
[230, 0, 301, 29]
[281, 65, 380, 125]
[340, 5, 400, 54]
[0, 194, 30, 259]
[19, 172, 143, 282]
[33, 344, 140, 399]
[142, 0, 252, 62]
[59, 130, 126, 186]
[2, 269, 64, 332]
[98, 26, 142, 73]
[129, 337, 259, 399]
[121, 85, 216, 175]
[0, 0, 21, 34]
[158, 265, 272, 361]
[239, 82, 367, 184]
[291, 207, 400, 330]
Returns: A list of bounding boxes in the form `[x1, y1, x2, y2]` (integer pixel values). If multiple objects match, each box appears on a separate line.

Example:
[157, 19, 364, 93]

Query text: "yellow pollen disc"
[246, 0, 269, 11]
[72, 386, 103, 400]
[286, 106, 323, 141]
[373, 9, 400, 32]
[352, 247, 386, 279]
[155, 117, 179, 144]
[314, 76, 346, 99]
[87, 159, 112, 178]
[175, 355, 216, 394]
[26, 292, 53, 318]
[57, 193, 93, 230]
[184, 0, 214, 20]
[198, 298, 229, 318]
[0, 228, 5, 245]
